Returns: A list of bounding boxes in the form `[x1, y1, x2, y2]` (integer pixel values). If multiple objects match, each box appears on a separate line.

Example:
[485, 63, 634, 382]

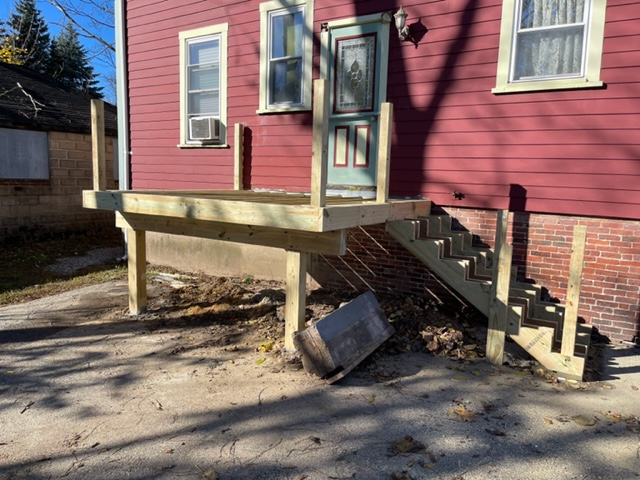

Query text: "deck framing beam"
[115, 212, 347, 255]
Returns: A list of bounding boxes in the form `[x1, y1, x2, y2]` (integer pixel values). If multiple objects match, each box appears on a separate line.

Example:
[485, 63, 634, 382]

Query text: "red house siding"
[124, 0, 640, 344]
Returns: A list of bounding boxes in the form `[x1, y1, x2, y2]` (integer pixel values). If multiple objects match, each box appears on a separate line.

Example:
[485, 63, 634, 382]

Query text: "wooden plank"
[386, 220, 492, 314]
[487, 209, 509, 364]
[127, 228, 147, 314]
[116, 212, 347, 255]
[561, 224, 587, 357]
[311, 79, 329, 208]
[510, 325, 585, 380]
[321, 200, 431, 230]
[85, 190, 431, 232]
[376, 102, 392, 203]
[487, 245, 512, 364]
[84, 190, 323, 231]
[91, 99, 106, 191]
[285, 250, 307, 351]
[234, 123, 244, 190]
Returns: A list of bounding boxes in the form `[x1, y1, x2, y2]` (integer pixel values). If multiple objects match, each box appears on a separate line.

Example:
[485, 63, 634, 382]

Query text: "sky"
[1, 0, 116, 102]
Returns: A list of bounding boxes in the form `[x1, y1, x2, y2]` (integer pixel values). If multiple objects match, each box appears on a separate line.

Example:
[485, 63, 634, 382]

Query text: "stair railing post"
[311, 79, 329, 208]
[376, 102, 392, 203]
[561, 224, 587, 357]
[487, 209, 511, 364]
[234, 123, 244, 190]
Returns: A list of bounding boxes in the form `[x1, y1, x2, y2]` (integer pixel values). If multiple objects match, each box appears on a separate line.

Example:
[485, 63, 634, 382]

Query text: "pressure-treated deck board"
[83, 189, 431, 233]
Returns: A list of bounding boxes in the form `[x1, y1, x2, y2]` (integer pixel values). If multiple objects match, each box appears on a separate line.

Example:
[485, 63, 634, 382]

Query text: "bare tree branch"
[0, 82, 46, 117]
[46, 0, 114, 53]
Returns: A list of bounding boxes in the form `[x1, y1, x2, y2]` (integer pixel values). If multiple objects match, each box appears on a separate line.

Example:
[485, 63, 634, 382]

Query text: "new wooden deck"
[83, 84, 431, 349]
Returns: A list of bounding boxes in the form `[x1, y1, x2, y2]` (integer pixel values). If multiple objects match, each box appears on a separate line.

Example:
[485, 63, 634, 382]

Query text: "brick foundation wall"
[310, 224, 466, 307]
[311, 208, 640, 346]
[0, 131, 118, 242]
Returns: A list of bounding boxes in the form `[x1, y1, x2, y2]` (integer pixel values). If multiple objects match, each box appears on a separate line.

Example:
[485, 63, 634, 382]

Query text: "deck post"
[310, 79, 329, 208]
[234, 123, 244, 190]
[561, 224, 587, 357]
[376, 102, 392, 203]
[91, 99, 106, 191]
[285, 250, 307, 350]
[487, 209, 510, 364]
[127, 228, 147, 314]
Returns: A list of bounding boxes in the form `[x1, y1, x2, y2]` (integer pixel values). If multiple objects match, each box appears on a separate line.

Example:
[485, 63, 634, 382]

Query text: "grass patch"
[0, 230, 127, 306]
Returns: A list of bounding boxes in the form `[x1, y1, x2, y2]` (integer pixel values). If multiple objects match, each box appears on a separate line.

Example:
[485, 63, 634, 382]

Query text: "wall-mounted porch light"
[394, 6, 412, 42]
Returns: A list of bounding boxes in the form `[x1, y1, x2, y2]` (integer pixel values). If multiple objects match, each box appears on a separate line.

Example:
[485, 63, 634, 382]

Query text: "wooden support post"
[376, 102, 392, 203]
[310, 79, 329, 208]
[234, 123, 244, 190]
[285, 250, 307, 350]
[127, 228, 147, 314]
[487, 209, 510, 364]
[561, 224, 587, 357]
[91, 99, 106, 191]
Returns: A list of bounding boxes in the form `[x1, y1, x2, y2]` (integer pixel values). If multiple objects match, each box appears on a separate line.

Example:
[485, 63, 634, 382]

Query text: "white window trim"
[178, 23, 228, 148]
[258, 0, 313, 114]
[492, 0, 607, 94]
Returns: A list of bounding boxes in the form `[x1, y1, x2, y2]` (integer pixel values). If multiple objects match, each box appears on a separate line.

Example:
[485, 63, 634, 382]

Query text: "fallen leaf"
[572, 414, 597, 427]
[485, 428, 506, 436]
[257, 339, 274, 352]
[448, 404, 476, 422]
[367, 394, 376, 404]
[390, 435, 427, 455]
[631, 385, 638, 391]
[390, 470, 413, 479]
[197, 467, 217, 480]
[543, 417, 553, 425]
[255, 357, 266, 365]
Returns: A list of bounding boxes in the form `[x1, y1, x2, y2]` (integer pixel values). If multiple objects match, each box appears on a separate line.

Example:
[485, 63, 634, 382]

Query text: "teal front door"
[323, 16, 390, 189]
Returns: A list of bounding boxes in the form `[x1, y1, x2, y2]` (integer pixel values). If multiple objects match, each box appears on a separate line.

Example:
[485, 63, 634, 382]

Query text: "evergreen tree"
[5, 0, 50, 71]
[48, 22, 103, 98]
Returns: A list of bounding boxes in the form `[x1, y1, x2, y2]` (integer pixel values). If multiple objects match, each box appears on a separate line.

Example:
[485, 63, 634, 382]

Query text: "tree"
[48, 22, 103, 98]
[45, 0, 114, 101]
[3, 0, 50, 71]
[0, 26, 27, 64]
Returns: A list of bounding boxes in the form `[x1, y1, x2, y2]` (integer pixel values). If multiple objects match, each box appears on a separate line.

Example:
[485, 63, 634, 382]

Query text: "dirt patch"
[127, 272, 489, 372]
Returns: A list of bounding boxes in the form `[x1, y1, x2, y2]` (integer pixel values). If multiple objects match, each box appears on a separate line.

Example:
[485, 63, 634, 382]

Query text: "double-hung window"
[258, 0, 313, 112]
[179, 23, 228, 146]
[493, 0, 606, 93]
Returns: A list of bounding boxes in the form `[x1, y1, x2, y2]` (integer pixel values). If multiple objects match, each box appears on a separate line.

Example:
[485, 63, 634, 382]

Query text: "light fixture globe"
[393, 6, 410, 41]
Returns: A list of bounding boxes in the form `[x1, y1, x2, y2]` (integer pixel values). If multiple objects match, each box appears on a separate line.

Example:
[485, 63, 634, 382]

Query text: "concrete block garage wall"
[0, 131, 118, 241]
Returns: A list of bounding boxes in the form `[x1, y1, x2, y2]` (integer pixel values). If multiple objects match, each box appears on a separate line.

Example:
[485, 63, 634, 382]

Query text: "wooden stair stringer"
[386, 220, 491, 315]
[387, 218, 589, 380]
[419, 217, 494, 282]
[429, 215, 495, 275]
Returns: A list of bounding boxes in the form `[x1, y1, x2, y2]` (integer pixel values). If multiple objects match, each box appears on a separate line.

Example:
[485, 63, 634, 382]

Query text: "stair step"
[420, 217, 493, 281]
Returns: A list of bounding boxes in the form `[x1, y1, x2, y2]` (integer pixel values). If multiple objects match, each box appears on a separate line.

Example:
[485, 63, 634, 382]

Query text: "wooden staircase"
[386, 212, 591, 380]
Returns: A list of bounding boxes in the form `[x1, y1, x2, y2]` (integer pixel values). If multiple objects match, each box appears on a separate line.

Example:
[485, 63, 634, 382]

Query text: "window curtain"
[514, 0, 587, 79]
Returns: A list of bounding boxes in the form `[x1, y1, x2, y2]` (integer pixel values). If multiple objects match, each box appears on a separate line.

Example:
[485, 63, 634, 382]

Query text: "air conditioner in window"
[189, 116, 220, 142]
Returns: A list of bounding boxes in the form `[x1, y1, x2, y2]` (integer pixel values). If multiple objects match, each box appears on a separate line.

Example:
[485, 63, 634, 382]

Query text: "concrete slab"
[0, 282, 639, 480]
